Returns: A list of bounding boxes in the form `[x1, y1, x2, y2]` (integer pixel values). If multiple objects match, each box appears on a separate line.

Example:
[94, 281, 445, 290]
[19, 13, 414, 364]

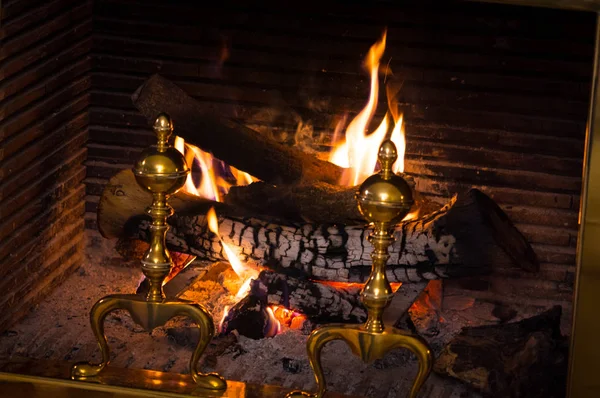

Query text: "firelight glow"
[328, 30, 407, 185]
[206, 207, 258, 292]
[174, 136, 256, 202]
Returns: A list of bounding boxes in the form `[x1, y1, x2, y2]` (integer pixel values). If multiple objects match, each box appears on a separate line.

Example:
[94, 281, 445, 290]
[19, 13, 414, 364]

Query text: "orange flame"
[174, 136, 257, 201]
[207, 207, 259, 299]
[328, 30, 407, 186]
[218, 305, 230, 333]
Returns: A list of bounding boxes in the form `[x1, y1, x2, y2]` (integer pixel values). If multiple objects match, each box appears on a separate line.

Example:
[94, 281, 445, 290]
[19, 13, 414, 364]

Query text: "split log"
[99, 169, 440, 235]
[105, 179, 538, 282]
[250, 270, 367, 323]
[434, 306, 568, 397]
[132, 74, 345, 186]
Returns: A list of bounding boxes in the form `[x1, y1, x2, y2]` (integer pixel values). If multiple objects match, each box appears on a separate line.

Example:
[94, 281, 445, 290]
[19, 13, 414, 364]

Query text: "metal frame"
[476, 1, 600, 396]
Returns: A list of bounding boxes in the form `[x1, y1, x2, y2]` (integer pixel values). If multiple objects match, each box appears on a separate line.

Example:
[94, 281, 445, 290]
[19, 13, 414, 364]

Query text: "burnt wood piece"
[98, 169, 440, 236]
[250, 270, 367, 324]
[434, 306, 568, 397]
[225, 179, 442, 225]
[220, 294, 279, 339]
[408, 280, 443, 337]
[100, 170, 538, 282]
[131, 74, 345, 186]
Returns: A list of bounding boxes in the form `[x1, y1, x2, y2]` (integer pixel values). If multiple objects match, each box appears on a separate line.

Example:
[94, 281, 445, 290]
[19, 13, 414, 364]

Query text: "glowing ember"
[271, 305, 307, 329]
[328, 30, 407, 186]
[265, 307, 281, 337]
[174, 136, 257, 201]
[316, 280, 403, 293]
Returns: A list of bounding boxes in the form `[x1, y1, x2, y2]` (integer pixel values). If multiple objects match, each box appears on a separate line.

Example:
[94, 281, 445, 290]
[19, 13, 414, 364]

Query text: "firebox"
[0, 0, 598, 397]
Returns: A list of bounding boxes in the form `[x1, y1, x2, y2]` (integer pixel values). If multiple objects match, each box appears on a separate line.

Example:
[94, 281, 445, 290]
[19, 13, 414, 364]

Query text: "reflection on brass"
[287, 141, 433, 398]
[1, 358, 359, 397]
[568, 15, 600, 398]
[72, 113, 226, 390]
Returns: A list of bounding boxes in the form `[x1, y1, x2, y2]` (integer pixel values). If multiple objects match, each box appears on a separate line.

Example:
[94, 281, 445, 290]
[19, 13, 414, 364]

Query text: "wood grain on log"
[131, 74, 345, 186]
[100, 169, 538, 282]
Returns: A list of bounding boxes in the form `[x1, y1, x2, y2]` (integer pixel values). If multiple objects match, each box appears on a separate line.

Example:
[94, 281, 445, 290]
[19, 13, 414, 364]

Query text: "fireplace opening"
[0, 0, 595, 397]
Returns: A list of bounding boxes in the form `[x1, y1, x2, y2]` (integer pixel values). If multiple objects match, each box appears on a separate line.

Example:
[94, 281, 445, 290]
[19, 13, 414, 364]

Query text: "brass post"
[71, 113, 227, 391]
[286, 141, 433, 398]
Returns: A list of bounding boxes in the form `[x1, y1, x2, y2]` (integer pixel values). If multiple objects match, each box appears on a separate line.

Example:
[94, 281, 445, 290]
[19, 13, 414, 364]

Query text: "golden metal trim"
[568, 14, 600, 398]
[286, 141, 433, 398]
[72, 113, 226, 391]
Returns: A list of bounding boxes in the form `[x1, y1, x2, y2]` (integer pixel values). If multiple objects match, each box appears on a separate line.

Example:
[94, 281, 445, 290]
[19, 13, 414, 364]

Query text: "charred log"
[101, 171, 538, 282]
[434, 306, 567, 397]
[220, 294, 277, 340]
[132, 74, 345, 186]
[98, 169, 439, 236]
[250, 270, 366, 324]
[225, 179, 441, 225]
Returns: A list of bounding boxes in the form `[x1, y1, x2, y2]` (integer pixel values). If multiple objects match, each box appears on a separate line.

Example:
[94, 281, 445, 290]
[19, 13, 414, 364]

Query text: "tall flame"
[328, 30, 407, 185]
[206, 207, 259, 298]
[174, 137, 257, 201]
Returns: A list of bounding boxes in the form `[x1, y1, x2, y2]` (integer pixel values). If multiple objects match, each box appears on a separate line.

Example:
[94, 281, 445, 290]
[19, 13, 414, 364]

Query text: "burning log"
[98, 170, 538, 283]
[220, 270, 366, 339]
[250, 270, 367, 324]
[224, 179, 441, 225]
[132, 74, 345, 186]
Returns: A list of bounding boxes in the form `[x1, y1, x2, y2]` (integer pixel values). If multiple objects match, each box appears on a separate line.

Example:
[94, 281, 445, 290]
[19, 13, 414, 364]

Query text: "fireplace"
[0, 0, 597, 397]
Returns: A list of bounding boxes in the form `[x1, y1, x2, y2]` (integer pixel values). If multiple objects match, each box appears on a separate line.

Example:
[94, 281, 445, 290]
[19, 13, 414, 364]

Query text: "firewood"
[408, 280, 443, 337]
[250, 270, 367, 324]
[224, 179, 441, 225]
[131, 74, 345, 186]
[220, 294, 277, 339]
[98, 170, 539, 282]
[98, 169, 439, 235]
[434, 306, 568, 397]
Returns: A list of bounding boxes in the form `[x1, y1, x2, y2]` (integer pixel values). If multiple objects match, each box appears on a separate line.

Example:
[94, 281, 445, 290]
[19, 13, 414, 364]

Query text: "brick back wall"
[87, 0, 595, 308]
[0, 0, 92, 332]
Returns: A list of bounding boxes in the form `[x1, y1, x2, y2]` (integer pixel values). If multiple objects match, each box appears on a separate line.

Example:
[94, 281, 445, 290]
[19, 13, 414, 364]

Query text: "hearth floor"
[0, 230, 561, 397]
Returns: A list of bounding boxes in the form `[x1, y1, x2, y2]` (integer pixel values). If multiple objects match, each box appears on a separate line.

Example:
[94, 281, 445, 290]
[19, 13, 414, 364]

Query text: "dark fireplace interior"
[0, 0, 595, 397]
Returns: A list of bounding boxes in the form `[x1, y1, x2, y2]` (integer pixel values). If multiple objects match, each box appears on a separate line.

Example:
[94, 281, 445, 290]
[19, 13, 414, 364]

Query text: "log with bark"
[98, 170, 538, 283]
[132, 74, 344, 186]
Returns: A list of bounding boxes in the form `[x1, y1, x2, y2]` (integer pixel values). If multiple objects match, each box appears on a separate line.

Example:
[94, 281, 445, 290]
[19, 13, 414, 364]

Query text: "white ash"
[0, 231, 564, 397]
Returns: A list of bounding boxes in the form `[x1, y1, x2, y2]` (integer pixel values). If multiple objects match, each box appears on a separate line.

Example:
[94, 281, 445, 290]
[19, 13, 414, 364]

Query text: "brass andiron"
[71, 113, 227, 391]
[287, 140, 433, 398]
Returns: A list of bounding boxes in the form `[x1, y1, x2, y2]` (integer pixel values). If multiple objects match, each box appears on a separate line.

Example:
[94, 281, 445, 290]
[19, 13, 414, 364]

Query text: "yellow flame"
[389, 113, 406, 174]
[265, 306, 282, 336]
[173, 136, 258, 201]
[328, 30, 407, 186]
[219, 305, 230, 333]
[207, 207, 220, 235]
[207, 207, 251, 279]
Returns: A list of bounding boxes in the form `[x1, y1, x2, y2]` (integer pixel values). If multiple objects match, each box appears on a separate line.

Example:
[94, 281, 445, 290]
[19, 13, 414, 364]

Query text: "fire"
[206, 207, 259, 299]
[328, 30, 407, 185]
[317, 280, 403, 293]
[208, 206, 308, 336]
[218, 305, 230, 333]
[174, 136, 257, 201]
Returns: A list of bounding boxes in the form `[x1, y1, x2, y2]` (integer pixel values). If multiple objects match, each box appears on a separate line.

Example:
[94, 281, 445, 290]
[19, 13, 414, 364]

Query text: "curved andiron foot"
[71, 294, 227, 391]
[285, 324, 432, 398]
